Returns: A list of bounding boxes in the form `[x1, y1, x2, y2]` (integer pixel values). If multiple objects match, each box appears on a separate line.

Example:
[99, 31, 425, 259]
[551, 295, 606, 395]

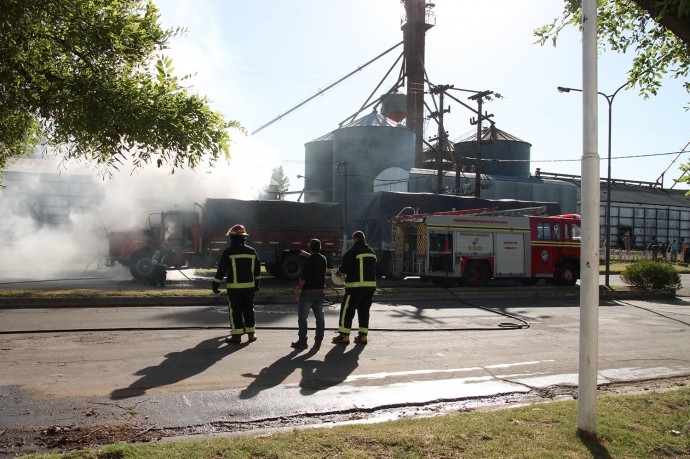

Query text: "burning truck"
[105, 198, 343, 281]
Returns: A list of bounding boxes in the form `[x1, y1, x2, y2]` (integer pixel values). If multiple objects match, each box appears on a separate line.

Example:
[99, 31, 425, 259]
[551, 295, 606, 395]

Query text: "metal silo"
[304, 131, 334, 203]
[331, 111, 415, 234]
[454, 126, 531, 179]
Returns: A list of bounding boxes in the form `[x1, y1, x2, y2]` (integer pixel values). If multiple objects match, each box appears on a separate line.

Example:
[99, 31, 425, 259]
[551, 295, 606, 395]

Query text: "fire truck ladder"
[473, 206, 549, 217]
[392, 206, 549, 224]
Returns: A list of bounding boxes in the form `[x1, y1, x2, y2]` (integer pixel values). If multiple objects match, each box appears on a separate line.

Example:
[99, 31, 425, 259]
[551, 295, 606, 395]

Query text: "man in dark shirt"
[292, 239, 327, 349]
[212, 224, 261, 344]
[332, 231, 377, 345]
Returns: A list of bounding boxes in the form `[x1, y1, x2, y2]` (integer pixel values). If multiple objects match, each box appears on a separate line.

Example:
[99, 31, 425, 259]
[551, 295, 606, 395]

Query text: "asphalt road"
[2, 269, 690, 456]
[2, 294, 690, 435]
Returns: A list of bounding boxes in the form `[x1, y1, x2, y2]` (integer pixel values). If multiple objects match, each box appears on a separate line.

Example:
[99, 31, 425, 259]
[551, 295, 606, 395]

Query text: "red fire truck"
[391, 207, 581, 287]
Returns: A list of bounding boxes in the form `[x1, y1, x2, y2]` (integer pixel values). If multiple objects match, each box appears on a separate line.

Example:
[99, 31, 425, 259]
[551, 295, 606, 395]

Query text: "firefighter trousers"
[226, 288, 256, 335]
[337, 287, 376, 335]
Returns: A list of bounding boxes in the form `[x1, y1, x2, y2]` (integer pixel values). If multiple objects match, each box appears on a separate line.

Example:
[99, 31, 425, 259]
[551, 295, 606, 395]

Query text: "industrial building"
[302, 109, 690, 252]
[299, 0, 689, 254]
[302, 113, 579, 231]
[536, 170, 690, 251]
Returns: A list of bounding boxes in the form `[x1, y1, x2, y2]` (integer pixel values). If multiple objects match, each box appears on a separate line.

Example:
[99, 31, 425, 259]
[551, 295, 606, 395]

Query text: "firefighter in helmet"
[332, 230, 377, 345]
[147, 241, 172, 287]
[212, 224, 261, 344]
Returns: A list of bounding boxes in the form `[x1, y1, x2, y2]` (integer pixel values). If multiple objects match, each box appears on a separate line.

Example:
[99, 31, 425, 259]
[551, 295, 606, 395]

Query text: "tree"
[535, 0, 689, 103]
[269, 166, 290, 200]
[0, 0, 242, 183]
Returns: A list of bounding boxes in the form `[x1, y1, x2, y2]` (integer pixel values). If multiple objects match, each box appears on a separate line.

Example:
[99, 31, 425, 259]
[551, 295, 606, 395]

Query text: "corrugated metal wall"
[603, 202, 690, 250]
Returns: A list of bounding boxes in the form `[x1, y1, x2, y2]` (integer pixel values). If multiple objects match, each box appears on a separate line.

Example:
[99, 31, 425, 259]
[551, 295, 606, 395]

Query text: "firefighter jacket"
[152, 249, 171, 268]
[212, 242, 261, 290]
[337, 241, 377, 288]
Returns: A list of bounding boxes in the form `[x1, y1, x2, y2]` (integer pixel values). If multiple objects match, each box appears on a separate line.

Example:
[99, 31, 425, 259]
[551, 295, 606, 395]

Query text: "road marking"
[345, 360, 555, 382]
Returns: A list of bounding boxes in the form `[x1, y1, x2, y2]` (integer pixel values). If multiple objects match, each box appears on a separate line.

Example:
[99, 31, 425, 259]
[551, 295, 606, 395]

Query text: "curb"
[0, 287, 675, 308]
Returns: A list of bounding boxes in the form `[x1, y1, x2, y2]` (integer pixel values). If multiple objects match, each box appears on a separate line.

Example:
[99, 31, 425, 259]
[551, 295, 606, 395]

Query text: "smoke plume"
[0, 136, 279, 279]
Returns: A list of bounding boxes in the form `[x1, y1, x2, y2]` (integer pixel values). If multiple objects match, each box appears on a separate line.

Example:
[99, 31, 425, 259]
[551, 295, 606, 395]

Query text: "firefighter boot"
[332, 334, 350, 345]
[354, 333, 368, 345]
[247, 333, 257, 343]
[225, 334, 242, 344]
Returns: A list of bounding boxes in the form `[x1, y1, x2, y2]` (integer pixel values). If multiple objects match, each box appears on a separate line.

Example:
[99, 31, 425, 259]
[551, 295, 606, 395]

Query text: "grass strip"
[20, 386, 690, 458]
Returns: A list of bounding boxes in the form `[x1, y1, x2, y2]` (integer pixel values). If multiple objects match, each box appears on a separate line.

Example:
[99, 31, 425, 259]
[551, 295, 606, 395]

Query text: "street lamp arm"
[557, 83, 629, 102]
[556, 81, 628, 288]
[607, 81, 629, 104]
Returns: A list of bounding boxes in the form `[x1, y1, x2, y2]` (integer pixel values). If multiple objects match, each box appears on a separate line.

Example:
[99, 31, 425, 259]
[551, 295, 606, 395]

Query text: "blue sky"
[155, 0, 690, 195]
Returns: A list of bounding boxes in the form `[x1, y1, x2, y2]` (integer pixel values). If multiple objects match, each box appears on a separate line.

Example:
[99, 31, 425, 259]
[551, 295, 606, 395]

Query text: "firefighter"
[212, 224, 261, 344]
[332, 230, 377, 345]
[147, 242, 171, 287]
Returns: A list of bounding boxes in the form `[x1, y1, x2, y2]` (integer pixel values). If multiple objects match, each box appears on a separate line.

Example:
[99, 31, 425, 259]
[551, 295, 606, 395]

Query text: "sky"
[153, 0, 690, 194]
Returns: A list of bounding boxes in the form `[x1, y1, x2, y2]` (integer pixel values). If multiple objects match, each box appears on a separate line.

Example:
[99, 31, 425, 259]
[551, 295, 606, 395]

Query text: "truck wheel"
[555, 262, 578, 286]
[463, 261, 489, 287]
[129, 249, 154, 280]
[279, 254, 304, 280]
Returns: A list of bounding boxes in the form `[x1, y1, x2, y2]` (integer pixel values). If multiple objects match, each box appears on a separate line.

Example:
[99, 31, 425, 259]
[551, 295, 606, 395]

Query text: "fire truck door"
[494, 233, 527, 276]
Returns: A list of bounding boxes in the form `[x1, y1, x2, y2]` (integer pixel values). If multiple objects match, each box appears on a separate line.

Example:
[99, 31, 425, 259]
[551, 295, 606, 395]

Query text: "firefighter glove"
[211, 280, 221, 294]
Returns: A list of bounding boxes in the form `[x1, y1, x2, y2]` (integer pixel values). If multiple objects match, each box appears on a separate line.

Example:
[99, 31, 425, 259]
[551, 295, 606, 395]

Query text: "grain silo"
[454, 126, 531, 179]
[328, 110, 415, 234]
[303, 131, 334, 203]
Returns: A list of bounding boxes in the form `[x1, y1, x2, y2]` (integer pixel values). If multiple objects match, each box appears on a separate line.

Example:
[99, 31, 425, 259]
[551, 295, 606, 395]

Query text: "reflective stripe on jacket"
[339, 241, 377, 288]
[213, 243, 261, 289]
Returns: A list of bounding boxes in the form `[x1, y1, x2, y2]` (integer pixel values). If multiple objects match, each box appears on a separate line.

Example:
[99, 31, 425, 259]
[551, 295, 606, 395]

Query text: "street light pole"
[557, 82, 627, 287]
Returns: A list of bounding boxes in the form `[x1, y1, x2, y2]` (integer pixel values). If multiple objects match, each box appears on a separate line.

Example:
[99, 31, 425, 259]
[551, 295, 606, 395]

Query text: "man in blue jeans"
[292, 239, 327, 349]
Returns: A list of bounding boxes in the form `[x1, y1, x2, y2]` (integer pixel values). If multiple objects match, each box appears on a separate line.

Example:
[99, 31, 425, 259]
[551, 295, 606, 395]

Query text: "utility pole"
[469, 91, 494, 198]
[429, 85, 452, 194]
[578, 0, 600, 437]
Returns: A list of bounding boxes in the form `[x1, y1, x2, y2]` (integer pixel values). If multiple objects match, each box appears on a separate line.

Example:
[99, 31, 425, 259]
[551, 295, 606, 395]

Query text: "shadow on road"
[110, 336, 244, 399]
[299, 344, 364, 395]
[239, 344, 322, 399]
[238, 343, 365, 399]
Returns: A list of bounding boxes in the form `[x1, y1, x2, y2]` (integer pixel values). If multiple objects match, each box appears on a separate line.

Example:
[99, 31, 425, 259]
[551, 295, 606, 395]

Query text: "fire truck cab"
[392, 207, 581, 287]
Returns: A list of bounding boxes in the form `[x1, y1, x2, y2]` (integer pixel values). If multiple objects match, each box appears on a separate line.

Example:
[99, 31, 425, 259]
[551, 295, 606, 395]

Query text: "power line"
[491, 150, 688, 163]
[282, 149, 688, 165]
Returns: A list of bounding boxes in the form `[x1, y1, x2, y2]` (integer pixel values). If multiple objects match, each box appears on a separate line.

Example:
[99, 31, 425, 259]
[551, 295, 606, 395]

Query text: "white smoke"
[0, 135, 279, 279]
[99, 134, 278, 230]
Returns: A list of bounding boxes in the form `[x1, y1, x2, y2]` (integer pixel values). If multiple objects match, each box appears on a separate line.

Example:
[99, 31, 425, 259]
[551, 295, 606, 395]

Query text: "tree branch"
[632, 0, 690, 47]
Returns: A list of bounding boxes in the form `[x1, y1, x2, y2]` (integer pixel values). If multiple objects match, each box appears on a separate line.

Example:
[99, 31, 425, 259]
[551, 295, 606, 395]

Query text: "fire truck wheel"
[463, 261, 490, 287]
[555, 261, 578, 286]
[129, 249, 154, 280]
[280, 254, 304, 280]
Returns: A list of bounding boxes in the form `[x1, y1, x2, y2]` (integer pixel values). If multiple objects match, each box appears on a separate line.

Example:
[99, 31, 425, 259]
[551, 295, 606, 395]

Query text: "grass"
[19, 386, 690, 458]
